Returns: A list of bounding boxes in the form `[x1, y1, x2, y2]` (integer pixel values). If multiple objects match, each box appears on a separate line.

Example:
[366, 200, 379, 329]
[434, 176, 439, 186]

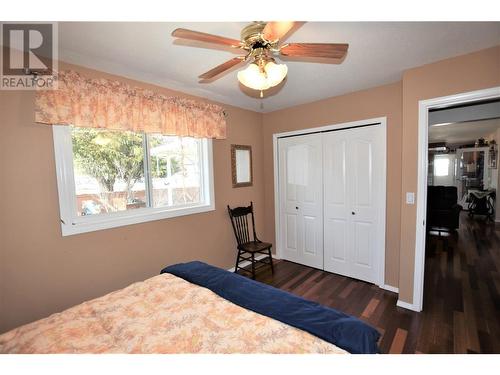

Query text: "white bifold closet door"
[279, 133, 324, 269]
[278, 125, 384, 284]
[323, 126, 383, 284]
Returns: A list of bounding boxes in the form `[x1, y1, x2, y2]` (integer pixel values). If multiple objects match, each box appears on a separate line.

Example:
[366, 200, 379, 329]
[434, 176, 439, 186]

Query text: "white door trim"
[273, 117, 387, 287]
[411, 86, 500, 312]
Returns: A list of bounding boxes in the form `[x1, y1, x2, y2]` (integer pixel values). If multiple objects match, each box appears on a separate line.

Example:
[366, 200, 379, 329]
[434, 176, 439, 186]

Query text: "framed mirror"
[231, 144, 253, 188]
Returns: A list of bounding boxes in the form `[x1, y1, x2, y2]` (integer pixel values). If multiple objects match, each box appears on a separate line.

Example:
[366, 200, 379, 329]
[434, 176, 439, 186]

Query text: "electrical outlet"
[406, 192, 415, 205]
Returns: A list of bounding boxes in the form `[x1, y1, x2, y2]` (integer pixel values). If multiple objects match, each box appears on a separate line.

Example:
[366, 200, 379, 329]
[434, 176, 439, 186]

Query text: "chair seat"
[238, 241, 272, 253]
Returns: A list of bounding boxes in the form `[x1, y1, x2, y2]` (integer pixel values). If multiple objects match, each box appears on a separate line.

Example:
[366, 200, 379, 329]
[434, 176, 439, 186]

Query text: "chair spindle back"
[227, 202, 257, 246]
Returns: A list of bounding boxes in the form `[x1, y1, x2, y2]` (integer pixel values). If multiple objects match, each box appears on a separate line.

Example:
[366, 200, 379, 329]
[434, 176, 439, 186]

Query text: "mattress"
[0, 273, 347, 354]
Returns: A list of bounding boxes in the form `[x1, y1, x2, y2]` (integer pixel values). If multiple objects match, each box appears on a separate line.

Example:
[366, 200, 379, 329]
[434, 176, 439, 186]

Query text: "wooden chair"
[227, 202, 274, 279]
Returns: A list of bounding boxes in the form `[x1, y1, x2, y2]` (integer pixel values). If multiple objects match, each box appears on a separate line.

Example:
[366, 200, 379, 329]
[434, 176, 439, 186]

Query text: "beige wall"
[0, 62, 264, 333]
[262, 82, 403, 288]
[398, 46, 500, 303]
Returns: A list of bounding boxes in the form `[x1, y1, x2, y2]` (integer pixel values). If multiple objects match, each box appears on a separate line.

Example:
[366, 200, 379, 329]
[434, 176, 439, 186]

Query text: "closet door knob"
[351, 211, 355, 215]
[296, 206, 299, 210]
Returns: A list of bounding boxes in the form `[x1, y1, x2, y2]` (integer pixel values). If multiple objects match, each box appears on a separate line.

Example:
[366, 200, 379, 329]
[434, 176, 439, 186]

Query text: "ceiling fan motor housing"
[241, 22, 269, 47]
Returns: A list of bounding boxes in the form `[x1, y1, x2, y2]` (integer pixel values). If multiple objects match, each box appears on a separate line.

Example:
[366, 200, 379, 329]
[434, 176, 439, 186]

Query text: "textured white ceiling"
[429, 118, 500, 143]
[58, 22, 500, 113]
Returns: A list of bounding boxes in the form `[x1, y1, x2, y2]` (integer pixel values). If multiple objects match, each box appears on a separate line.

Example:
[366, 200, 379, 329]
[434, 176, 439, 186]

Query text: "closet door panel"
[348, 126, 381, 283]
[279, 134, 323, 269]
[285, 214, 298, 251]
[304, 215, 318, 255]
[352, 139, 373, 208]
[323, 132, 351, 276]
[326, 218, 348, 261]
[353, 221, 373, 267]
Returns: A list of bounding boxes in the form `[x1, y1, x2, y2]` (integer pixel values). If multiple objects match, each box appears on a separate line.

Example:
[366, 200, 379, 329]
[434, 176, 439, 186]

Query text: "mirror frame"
[231, 144, 253, 188]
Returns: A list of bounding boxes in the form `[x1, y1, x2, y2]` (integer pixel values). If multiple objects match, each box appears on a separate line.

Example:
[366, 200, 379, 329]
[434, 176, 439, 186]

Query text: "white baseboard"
[380, 284, 399, 293]
[226, 254, 269, 272]
[396, 299, 421, 312]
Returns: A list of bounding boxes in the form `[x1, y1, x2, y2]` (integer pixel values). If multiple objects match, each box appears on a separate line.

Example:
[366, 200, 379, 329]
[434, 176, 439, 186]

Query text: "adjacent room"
[425, 103, 500, 353]
[0, 12, 499, 365]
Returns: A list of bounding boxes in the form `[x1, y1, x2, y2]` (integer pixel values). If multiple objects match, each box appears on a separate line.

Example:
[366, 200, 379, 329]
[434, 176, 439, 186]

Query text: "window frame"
[52, 125, 215, 236]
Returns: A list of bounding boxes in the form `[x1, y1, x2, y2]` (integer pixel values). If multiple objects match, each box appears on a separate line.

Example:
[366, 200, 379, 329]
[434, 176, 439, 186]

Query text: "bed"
[0, 262, 380, 354]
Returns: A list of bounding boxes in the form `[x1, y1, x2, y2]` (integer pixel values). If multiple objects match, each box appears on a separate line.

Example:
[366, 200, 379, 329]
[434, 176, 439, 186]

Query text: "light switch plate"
[406, 192, 415, 205]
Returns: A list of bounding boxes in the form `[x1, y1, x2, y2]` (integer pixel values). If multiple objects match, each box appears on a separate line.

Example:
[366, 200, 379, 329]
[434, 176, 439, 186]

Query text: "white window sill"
[60, 203, 215, 236]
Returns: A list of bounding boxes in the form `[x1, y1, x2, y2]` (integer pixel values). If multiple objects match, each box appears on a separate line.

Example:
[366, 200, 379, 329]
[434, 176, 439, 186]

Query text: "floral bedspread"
[0, 273, 346, 354]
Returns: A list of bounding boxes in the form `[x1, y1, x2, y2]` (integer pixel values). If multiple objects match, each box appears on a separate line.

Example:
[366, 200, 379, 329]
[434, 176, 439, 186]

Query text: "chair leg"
[251, 253, 256, 280]
[268, 247, 274, 274]
[234, 249, 241, 274]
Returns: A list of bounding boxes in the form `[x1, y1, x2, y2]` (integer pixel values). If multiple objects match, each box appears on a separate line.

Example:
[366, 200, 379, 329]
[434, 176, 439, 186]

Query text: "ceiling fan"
[171, 22, 349, 96]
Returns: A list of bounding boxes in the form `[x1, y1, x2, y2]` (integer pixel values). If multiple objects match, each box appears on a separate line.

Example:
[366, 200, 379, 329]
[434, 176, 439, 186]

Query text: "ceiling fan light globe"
[237, 63, 271, 91]
[264, 61, 288, 87]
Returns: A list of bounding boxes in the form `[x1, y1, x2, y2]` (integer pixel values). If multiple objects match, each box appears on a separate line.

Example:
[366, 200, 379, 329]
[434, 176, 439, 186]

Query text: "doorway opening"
[413, 87, 500, 315]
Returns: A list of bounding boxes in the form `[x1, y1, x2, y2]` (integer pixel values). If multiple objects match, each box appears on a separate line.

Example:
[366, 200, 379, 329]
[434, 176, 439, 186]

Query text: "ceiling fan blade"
[172, 28, 242, 48]
[280, 43, 349, 59]
[262, 22, 296, 42]
[199, 57, 245, 80]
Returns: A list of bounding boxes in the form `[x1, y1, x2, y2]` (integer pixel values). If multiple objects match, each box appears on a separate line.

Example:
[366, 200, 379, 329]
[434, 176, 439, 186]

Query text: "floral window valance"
[35, 70, 227, 139]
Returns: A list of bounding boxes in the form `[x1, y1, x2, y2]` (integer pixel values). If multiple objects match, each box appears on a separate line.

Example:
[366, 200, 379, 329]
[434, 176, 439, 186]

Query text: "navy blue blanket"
[161, 261, 380, 354]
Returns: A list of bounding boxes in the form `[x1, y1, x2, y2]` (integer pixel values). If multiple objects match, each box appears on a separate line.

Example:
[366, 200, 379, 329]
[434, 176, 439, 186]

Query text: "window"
[434, 157, 450, 177]
[53, 126, 214, 236]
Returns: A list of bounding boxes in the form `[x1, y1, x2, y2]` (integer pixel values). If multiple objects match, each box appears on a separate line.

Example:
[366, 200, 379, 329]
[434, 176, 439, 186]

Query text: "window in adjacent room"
[434, 157, 450, 177]
[53, 126, 214, 236]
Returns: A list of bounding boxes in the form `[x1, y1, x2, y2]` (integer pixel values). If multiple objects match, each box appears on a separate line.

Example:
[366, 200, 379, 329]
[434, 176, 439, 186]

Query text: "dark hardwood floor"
[239, 212, 500, 353]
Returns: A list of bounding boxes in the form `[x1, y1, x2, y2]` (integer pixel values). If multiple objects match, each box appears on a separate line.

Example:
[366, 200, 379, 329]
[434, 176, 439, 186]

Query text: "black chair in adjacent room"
[426, 185, 462, 233]
[227, 202, 274, 279]
[468, 190, 496, 222]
